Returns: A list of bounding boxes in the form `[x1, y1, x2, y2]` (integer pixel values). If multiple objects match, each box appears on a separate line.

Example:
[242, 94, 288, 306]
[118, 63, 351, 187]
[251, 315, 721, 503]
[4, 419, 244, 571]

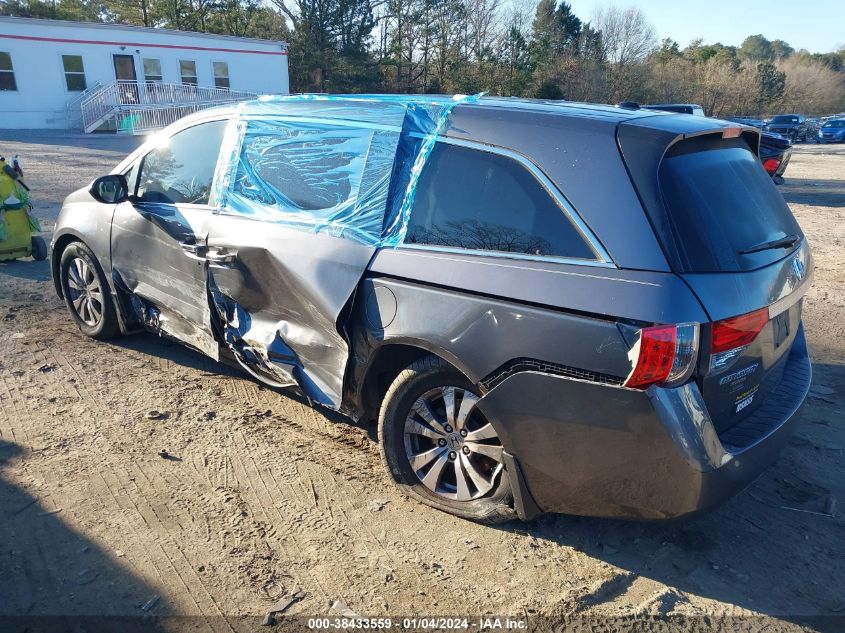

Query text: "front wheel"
[378, 355, 515, 523]
[59, 242, 120, 340]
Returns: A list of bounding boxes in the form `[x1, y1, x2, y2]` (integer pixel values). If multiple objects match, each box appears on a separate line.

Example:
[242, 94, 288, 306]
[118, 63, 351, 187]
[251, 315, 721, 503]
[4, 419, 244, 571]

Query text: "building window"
[179, 60, 197, 86]
[212, 61, 229, 89]
[62, 55, 87, 91]
[143, 58, 163, 83]
[0, 52, 16, 91]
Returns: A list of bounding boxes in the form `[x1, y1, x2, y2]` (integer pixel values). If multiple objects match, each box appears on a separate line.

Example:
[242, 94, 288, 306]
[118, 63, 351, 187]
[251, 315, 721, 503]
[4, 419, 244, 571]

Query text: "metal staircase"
[65, 80, 104, 130]
[73, 80, 257, 134]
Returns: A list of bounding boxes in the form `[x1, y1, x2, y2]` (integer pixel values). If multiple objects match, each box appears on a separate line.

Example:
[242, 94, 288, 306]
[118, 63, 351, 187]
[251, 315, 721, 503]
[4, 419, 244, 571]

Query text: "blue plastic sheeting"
[212, 93, 481, 246]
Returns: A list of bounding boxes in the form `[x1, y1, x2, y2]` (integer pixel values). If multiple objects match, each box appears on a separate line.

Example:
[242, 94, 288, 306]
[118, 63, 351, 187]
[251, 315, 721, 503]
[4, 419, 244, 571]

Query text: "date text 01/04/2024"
[306, 617, 528, 629]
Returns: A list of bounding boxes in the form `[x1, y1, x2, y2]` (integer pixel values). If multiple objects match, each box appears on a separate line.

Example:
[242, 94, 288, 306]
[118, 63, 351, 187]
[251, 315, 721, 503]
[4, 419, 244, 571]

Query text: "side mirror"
[90, 174, 129, 204]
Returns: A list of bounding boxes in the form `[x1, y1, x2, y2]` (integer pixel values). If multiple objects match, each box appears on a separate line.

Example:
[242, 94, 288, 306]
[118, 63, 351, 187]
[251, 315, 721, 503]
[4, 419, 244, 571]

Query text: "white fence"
[78, 80, 256, 134]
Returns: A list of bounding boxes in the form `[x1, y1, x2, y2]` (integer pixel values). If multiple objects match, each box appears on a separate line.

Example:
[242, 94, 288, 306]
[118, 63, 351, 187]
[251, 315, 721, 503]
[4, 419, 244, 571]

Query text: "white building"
[0, 16, 289, 132]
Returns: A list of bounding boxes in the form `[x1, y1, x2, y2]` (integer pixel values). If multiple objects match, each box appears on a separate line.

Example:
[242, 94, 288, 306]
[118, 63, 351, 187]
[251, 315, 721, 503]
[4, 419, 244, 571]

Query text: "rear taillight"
[709, 307, 768, 371]
[624, 323, 699, 390]
[762, 158, 781, 175]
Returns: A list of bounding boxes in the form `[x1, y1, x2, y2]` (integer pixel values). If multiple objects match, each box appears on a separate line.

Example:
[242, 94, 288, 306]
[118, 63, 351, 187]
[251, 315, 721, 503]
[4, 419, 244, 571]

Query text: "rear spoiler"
[616, 116, 759, 270]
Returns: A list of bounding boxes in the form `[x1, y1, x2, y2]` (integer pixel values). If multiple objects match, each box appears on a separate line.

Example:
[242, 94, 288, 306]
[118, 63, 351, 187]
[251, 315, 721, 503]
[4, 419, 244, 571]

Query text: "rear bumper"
[477, 327, 811, 520]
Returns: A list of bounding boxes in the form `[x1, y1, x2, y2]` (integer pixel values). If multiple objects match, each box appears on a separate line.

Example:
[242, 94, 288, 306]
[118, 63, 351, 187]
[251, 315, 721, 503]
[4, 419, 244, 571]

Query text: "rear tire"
[378, 355, 516, 524]
[59, 242, 120, 340]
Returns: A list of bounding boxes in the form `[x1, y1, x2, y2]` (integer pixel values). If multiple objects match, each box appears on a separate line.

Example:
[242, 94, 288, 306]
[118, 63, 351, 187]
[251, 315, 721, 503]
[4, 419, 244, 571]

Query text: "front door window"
[137, 120, 228, 205]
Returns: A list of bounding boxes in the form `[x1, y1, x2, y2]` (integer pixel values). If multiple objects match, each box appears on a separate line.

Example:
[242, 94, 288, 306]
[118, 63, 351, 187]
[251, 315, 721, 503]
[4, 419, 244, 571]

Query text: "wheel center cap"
[447, 434, 463, 450]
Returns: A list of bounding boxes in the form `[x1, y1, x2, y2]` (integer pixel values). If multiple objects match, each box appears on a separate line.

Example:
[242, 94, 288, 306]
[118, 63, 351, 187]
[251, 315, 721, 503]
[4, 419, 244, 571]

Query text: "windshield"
[658, 137, 802, 272]
[823, 120, 845, 129]
[771, 115, 799, 124]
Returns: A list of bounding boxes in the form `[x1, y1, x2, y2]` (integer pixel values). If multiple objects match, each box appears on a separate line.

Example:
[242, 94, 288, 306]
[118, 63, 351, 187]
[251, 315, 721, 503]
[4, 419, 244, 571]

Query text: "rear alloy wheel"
[59, 242, 120, 340]
[378, 355, 515, 523]
[405, 386, 504, 501]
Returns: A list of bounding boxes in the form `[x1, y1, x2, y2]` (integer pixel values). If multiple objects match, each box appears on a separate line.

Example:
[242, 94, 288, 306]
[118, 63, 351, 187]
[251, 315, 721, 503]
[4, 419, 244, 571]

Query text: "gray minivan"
[51, 95, 812, 523]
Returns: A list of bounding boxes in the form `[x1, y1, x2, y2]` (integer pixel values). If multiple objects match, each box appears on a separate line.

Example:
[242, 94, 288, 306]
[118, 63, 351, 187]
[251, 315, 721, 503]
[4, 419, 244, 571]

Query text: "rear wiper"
[739, 234, 800, 255]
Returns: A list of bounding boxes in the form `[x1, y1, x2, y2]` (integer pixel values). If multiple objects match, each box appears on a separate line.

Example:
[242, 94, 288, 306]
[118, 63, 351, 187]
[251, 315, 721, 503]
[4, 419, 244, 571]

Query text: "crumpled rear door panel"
[206, 215, 375, 407]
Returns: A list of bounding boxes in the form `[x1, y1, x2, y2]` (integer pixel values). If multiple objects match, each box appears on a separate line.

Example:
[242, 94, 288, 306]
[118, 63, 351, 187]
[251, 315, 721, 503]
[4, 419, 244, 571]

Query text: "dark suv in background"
[51, 96, 812, 523]
[765, 114, 808, 142]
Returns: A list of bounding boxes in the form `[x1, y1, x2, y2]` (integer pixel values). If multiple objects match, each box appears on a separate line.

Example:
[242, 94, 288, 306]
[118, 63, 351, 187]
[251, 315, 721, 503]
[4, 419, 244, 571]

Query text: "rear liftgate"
[205, 95, 478, 409]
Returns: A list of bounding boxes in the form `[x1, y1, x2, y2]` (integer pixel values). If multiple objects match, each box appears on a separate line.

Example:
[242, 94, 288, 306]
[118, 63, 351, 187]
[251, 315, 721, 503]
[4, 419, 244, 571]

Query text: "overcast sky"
[569, 0, 844, 54]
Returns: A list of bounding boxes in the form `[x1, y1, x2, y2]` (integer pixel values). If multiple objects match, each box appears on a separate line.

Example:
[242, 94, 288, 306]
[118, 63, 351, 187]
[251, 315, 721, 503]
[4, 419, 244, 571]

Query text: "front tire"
[59, 242, 120, 340]
[378, 355, 515, 523]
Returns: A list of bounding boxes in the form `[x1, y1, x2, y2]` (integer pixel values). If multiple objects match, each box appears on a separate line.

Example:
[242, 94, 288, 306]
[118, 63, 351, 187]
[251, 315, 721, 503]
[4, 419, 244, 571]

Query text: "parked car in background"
[765, 114, 808, 142]
[51, 96, 812, 523]
[817, 119, 845, 143]
[804, 118, 823, 142]
[640, 103, 706, 116]
[726, 116, 766, 129]
[758, 131, 793, 184]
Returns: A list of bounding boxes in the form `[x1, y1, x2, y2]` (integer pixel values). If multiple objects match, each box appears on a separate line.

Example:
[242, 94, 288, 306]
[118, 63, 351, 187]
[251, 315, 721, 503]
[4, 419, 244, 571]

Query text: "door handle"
[179, 239, 207, 259]
[206, 248, 237, 265]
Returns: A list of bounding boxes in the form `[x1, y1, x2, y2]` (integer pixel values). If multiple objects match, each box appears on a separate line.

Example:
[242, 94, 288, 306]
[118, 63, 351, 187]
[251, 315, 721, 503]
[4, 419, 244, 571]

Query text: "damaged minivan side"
[52, 95, 812, 523]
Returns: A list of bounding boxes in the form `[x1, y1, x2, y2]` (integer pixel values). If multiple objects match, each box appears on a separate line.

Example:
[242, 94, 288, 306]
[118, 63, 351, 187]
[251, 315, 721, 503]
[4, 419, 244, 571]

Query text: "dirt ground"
[0, 131, 843, 629]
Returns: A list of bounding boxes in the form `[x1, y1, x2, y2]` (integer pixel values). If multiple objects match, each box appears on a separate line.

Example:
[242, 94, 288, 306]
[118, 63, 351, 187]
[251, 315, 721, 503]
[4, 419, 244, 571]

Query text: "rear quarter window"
[406, 143, 597, 261]
[658, 137, 802, 272]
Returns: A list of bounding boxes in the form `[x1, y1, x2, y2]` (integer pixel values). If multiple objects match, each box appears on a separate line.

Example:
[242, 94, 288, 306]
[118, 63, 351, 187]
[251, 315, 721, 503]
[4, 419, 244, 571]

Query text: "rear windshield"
[771, 115, 799, 124]
[824, 121, 845, 128]
[658, 137, 802, 272]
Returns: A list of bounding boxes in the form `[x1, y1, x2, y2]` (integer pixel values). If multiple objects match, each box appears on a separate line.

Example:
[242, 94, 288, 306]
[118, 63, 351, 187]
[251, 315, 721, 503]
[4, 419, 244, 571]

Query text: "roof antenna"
[617, 101, 640, 110]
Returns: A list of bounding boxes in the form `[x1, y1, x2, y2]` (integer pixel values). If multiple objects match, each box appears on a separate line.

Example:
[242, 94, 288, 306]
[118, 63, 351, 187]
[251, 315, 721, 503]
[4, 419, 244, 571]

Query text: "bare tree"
[591, 4, 656, 66]
[694, 59, 760, 117]
[778, 57, 845, 114]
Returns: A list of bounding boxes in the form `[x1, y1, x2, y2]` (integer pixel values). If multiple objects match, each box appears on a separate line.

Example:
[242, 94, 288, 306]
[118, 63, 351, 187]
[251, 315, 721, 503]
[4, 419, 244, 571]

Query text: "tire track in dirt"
[113, 462, 234, 630]
[233, 448, 336, 604]
[127, 463, 243, 628]
[15, 318, 237, 626]
[0, 339, 32, 450]
[68, 328, 386, 616]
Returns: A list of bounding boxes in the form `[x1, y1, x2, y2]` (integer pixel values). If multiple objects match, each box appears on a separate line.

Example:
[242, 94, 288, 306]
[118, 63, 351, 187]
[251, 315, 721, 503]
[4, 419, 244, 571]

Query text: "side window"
[0, 52, 17, 91]
[179, 60, 198, 85]
[233, 121, 373, 211]
[62, 55, 86, 92]
[137, 120, 227, 205]
[213, 61, 230, 89]
[123, 160, 140, 195]
[143, 58, 163, 83]
[406, 143, 597, 260]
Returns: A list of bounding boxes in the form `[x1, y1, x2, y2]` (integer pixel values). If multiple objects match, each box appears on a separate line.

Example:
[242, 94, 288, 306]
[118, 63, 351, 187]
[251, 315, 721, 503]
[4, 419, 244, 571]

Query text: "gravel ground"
[0, 132, 843, 630]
